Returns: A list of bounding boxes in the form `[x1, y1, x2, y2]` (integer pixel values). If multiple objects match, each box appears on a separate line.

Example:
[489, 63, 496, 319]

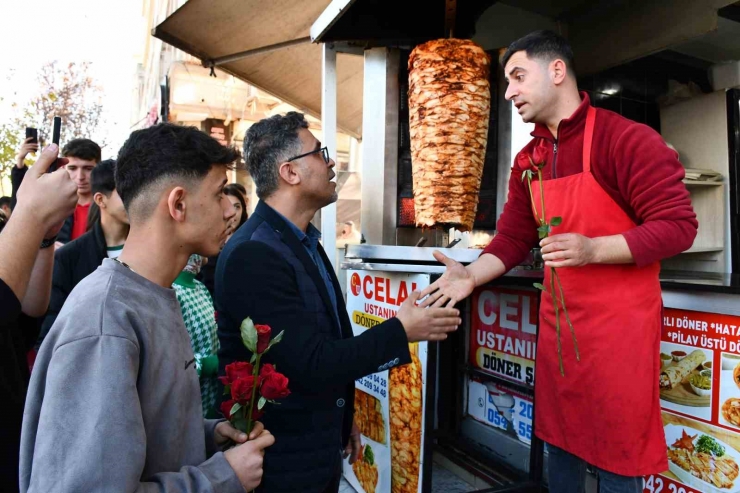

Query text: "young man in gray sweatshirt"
[20, 123, 274, 492]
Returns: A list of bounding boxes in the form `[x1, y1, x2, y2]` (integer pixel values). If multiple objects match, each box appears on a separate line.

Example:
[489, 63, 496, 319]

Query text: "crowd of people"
[0, 29, 698, 493]
[0, 107, 461, 492]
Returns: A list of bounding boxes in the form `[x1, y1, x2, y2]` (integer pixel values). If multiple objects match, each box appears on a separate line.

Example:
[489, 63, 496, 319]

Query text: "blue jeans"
[547, 443, 643, 493]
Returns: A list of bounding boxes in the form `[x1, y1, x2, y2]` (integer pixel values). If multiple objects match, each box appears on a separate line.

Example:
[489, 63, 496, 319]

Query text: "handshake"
[396, 290, 462, 343]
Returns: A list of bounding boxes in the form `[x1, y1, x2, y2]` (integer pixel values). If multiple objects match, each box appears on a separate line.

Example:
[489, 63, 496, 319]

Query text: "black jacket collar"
[253, 201, 350, 338]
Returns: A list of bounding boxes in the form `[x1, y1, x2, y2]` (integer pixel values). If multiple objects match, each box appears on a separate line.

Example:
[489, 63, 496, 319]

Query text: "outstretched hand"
[419, 251, 476, 308]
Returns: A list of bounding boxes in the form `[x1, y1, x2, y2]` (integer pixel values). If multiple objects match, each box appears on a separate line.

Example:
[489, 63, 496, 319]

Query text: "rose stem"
[526, 176, 540, 225]
[553, 269, 580, 361]
[537, 168, 546, 226]
[245, 353, 262, 437]
[550, 267, 564, 376]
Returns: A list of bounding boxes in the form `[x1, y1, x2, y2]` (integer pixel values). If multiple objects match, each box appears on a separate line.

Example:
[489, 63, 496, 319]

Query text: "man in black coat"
[38, 159, 129, 346]
[215, 112, 461, 493]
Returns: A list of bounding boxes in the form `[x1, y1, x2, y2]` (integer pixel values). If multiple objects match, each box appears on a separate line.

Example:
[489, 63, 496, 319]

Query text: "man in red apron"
[421, 30, 697, 492]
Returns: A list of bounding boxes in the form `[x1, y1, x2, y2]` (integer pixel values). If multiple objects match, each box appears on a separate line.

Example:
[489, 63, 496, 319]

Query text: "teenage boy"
[21, 124, 273, 492]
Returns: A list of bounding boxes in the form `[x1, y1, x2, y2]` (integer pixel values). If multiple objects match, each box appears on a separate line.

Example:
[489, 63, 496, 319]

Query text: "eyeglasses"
[288, 146, 330, 164]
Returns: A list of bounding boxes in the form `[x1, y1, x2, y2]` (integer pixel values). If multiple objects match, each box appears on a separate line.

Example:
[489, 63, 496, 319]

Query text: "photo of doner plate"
[664, 424, 740, 492]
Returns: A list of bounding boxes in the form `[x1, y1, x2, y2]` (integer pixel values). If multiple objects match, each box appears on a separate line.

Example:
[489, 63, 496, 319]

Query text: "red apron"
[532, 106, 668, 476]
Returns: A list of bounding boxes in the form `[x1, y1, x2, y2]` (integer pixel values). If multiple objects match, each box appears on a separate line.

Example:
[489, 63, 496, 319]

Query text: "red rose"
[531, 141, 548, 167]
[255, 324, 272, 354]
[231, 376, 259, 404]
[251, 407, 264, 421]
[260, 371, 291, 400]
[223, 361, 254, 385]
[260, 363, 276, 378]
[220, 399, 237, 419]
[516, 151, 532, 172]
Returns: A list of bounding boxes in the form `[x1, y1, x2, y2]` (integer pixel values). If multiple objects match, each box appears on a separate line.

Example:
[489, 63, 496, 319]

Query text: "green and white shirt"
[106, 244, 124, 259]
[173, 271, 220, 418]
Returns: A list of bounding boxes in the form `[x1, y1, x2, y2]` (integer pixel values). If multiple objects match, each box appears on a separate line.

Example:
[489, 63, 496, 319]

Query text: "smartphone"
[48, 117, 62, 173]
[25, 127, 38, 144]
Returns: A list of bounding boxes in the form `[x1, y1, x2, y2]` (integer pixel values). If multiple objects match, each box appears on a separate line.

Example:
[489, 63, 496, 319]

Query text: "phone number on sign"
[644, 475, 698, 493]
[357, 374, 387, 398]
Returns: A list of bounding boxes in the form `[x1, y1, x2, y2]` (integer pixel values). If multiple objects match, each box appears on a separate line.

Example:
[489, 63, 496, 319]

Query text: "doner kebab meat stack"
[408, 38, 491, 231]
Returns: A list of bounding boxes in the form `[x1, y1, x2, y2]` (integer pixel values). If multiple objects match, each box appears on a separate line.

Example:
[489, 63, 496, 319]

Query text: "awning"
[153, 0, 364, 139]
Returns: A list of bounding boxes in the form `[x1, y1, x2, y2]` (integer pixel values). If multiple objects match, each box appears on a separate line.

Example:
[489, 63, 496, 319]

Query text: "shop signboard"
[469, 286, 538, 386]
[343, 270, 431, 493]
[644, 308, 740, 493]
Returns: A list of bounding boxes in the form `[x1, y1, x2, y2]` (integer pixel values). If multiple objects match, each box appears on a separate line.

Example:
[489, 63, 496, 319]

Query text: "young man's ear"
[93, 192, 106, 208]
[167, 187, 188, 222]
[550, 59, 568, 86]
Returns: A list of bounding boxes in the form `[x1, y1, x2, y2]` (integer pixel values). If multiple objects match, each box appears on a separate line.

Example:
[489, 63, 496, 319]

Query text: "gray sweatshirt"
[20, 259, 244, 493]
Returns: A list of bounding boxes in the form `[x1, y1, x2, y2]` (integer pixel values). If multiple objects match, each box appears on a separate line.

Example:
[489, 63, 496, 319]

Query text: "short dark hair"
[224, 183, 248, 228]
[0, 196, 10, 209]
[501, 30, 576, 77]
[229, 182, 247, 198]
[244, 112, 308, 199]
[62, 138, 101, 163]
[91, 159, 116, 197]
[115, 123, 239, 218]
[0, 209, 6, 234]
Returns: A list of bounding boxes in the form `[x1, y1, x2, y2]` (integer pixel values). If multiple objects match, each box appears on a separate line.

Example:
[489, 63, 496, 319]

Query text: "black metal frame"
[422, 337, 438, 493]
[727, 88, 740, 275]
[431, 276, 546, 492]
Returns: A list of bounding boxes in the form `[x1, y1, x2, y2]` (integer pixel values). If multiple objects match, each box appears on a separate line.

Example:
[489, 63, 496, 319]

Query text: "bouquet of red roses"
[219, 318, 290, 434]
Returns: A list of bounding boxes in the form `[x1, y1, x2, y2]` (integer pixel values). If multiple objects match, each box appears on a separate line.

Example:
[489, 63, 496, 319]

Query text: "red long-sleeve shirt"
[484, 93, 698, 270]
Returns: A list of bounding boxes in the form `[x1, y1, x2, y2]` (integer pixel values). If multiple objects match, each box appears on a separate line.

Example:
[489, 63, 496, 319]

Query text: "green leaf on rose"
[537, 224, 550, 239]
[258, 396, 267, 410]
[250, 353, 257, 364]
[533, 283, 546, 291]
[232, 415, 248, 434]
[229, 402, 243, 416]
[267, 330, 285, 350]
[550, 216, 562, 227]
[240, 317, 258, 353]
[223, 385, 231, 396]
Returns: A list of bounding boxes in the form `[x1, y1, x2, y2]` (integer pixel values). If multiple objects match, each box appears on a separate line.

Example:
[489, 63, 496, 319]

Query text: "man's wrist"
[465, 263, 479, 287]
[11, 207, 47, 233]
[589, 236, 606, 264]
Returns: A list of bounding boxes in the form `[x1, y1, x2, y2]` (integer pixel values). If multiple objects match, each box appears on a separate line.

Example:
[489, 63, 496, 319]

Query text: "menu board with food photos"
[343, 270, 431, 493]
[645, 308, 740, 493]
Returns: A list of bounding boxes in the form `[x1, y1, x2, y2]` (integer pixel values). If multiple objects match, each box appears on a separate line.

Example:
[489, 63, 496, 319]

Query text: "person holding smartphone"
[0, 143, 78, 492]
[11, 136, 39, 211]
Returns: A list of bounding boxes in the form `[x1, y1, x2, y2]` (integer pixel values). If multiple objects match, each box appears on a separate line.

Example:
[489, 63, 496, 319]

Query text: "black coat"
[38, 221, 107, 346]
[0, 280, 39, 491]
[56, 215, 75, 245]
[215, 201, 411, 493]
